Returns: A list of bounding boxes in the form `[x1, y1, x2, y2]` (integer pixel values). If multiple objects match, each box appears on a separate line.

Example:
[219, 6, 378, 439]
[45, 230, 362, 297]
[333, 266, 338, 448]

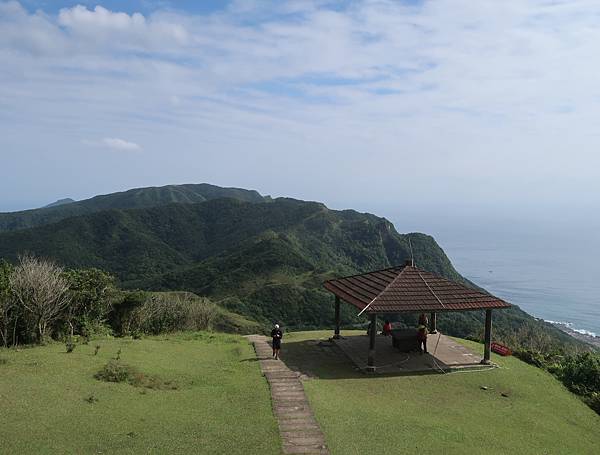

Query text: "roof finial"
[407, 235, 415, 267]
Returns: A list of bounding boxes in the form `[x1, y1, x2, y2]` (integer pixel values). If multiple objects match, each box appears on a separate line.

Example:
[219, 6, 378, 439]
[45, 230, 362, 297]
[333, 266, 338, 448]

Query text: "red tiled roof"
[323, 265, 511, 314]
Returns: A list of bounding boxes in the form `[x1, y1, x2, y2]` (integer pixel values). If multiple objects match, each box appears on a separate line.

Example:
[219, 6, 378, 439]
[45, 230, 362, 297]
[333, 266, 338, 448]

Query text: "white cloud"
[58, 5, 146, 30]
[2, 1, 600, 212]
[54, 4, 189, 53]
[83, 138, 142, 152]
[102, 137, 142, 151]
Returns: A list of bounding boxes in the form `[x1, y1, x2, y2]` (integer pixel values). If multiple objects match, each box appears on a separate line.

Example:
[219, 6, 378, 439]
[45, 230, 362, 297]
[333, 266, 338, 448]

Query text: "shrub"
[513, 342, 566, 369]
[129, 293, 217, 335]
[81, 320, 113, 339]
[108, 291, 148, 336]
[185, 297, 217, 331]
[585, 392, 600, 414]
[94, 360, 177, 390]
[514, 350, 551, 369]
[132, 294, 188, 335]
[63, 268, 116, 333]
[500, 322, 563, 354]
[95, 360, 132, 383]
[558, 352, 600, 396]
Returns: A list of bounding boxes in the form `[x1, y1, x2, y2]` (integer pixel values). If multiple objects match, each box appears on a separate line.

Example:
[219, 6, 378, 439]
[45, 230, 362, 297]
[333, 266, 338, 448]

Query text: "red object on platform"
[491, 342, 512, 356]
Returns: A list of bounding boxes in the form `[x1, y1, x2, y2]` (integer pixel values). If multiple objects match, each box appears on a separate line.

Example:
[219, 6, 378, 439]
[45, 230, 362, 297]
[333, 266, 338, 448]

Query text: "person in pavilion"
[417, 315, 429, 354]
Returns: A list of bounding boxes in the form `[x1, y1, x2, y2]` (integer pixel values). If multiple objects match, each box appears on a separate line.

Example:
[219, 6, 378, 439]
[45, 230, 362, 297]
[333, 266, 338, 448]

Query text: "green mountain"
[0, 183, 267, 233]
[0, 193, 579, 347]
[43, 198, 75, 208]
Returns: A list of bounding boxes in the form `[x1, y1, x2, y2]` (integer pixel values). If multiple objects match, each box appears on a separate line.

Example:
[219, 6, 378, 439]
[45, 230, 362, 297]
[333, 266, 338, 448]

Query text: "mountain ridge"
[43, 198, 76, 208]
[0, 183, 267, 233]
[0, 186, 582, 348]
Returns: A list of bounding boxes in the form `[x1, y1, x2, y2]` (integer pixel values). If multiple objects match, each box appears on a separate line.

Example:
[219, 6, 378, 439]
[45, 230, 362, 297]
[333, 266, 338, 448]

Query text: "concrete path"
[246, 335, 329, 455]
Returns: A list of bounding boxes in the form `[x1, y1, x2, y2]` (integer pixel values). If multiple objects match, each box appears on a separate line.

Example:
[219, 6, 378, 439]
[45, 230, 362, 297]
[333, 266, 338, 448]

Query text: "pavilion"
[324, 260, 511, 371]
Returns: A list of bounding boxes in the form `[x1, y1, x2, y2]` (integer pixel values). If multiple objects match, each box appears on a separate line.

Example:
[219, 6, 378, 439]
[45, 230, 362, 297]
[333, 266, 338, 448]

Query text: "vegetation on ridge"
[0, 192, 584, 350]
[0, 183, 267, 233]
[0, 257, 247, 347]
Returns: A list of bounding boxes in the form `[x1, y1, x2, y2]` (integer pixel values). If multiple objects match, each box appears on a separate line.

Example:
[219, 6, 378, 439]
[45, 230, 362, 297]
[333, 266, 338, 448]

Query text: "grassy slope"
[0, 333, 280, 454]
[285, 331, 600, 455]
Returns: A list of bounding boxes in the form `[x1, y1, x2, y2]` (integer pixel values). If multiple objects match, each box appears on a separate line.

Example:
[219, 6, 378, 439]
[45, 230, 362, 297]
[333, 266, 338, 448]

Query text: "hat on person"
[275, 324, 279, 329]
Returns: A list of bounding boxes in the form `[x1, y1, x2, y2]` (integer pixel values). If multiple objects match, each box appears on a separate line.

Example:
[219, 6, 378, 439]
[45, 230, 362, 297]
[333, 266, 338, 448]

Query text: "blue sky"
[1, 0, 599, 236]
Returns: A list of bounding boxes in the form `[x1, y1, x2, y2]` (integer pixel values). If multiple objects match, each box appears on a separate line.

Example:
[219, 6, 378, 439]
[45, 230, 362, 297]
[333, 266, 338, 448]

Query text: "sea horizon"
[389, 210, 600, 338]
[440, 229, 600, 338]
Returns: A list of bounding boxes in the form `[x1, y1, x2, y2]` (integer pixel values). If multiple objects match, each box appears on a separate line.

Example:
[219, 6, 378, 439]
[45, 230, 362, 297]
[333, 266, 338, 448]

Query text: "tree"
[108, 291, 148, 336]
[63, 268, 115, 336]
[9, 255, 70, 343]
[0, 260, 16, 347]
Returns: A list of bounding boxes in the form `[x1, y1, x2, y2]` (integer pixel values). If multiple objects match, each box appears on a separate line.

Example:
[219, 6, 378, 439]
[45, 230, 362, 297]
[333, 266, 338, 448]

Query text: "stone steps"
[246, 335, 330, 455]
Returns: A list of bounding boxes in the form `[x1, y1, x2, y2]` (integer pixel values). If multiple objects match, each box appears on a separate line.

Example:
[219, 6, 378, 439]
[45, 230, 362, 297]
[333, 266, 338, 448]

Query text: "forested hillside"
[0, 183, 267, 232]
[0, 192, 579, 348]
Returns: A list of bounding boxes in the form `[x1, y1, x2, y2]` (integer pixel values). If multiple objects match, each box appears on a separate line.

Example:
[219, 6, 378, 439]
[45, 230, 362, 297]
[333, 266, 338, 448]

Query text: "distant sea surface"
[390, 212, 600, 338]
[436, 228, 600, 337]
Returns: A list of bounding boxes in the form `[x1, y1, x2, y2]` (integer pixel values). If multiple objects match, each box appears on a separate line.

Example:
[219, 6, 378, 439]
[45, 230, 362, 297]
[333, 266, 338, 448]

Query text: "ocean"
[391, 212, 600, 338]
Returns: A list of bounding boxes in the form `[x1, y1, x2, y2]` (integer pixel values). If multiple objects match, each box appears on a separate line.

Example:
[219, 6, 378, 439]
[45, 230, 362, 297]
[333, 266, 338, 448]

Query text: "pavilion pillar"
[482, 309, 493, 364]
[333, 295, 341, 339]
[430, 312, 437, 334]
[367, 314, 377, 372]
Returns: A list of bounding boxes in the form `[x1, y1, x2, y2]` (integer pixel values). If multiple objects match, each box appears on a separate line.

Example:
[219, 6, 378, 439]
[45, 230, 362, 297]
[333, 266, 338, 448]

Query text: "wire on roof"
[357, 266, 408, 317]
[417, 269, 446, 309]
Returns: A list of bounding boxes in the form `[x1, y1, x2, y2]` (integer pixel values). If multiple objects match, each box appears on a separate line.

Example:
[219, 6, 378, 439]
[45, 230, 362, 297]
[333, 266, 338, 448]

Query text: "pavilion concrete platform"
[333, 333, 494, 374]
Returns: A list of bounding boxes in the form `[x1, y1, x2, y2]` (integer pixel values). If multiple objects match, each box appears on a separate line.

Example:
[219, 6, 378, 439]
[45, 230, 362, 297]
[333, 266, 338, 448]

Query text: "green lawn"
[2, 330, 599, 455]
[0, 332, 280, 454]
[284, 331, 600, 455]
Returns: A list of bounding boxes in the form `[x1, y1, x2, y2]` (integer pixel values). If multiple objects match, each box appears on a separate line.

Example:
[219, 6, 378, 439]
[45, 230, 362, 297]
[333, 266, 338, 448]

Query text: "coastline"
[547, 321, 600, 349]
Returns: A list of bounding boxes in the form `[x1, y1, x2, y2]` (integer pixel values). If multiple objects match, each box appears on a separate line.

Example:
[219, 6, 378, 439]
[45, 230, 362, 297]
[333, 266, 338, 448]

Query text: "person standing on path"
[271, 324, 283, 359]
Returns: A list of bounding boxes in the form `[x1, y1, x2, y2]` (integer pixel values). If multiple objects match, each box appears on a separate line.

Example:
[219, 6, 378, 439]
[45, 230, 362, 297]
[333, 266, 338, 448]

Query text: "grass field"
[284, 331, 600, 455]
[0, 332, 280, 454]
[2, 330, 599, 455]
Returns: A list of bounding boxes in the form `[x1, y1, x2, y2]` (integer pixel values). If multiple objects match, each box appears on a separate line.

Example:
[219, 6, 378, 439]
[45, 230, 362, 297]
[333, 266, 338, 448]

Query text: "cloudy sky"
[1, 0, 599, 235]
